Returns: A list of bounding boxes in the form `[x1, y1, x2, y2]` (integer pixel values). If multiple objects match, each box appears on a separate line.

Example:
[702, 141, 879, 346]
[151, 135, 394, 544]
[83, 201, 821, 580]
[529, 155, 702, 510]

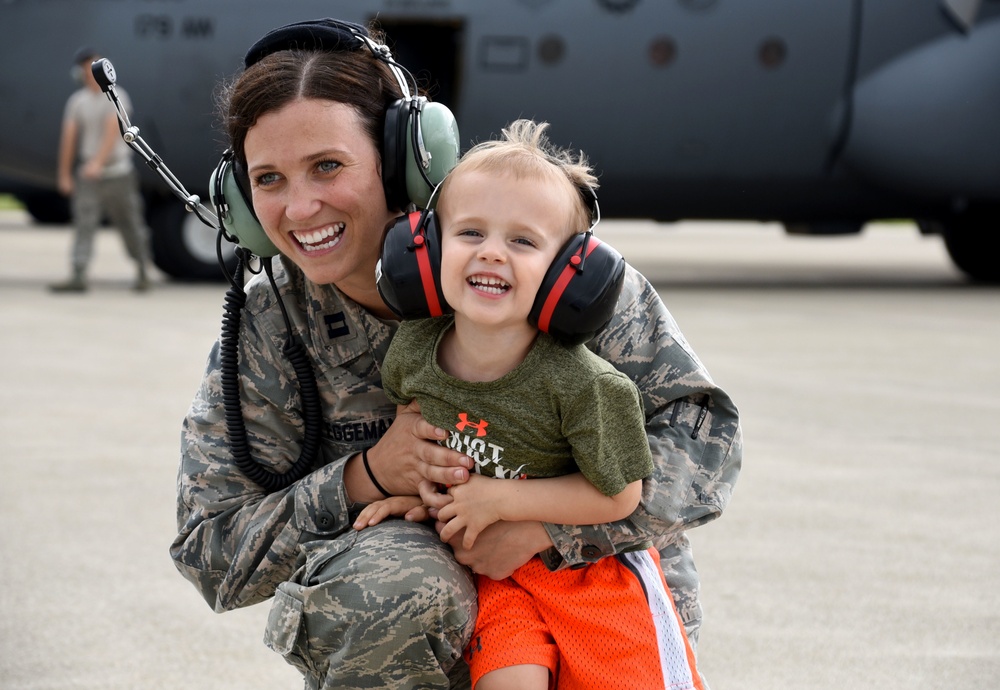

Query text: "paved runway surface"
[2, 210, 997, 689]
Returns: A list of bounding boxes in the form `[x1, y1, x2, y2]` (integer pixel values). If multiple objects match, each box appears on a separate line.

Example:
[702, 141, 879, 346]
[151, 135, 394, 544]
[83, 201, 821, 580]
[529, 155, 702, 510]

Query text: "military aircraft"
[1, 0, 997, 281]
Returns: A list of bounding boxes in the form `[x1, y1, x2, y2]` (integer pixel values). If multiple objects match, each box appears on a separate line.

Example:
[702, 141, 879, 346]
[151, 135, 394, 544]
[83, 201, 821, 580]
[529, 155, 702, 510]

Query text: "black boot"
[49, 268, 88, 293]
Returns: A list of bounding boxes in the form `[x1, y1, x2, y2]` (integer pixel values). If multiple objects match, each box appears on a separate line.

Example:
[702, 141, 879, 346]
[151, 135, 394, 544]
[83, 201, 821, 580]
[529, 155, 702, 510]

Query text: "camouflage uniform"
[170, 257, 742, 690]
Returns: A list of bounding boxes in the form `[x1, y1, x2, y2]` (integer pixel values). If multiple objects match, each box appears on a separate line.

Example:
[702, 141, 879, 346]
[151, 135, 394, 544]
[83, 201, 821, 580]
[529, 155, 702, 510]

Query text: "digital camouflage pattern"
[170, 257, 742, 689]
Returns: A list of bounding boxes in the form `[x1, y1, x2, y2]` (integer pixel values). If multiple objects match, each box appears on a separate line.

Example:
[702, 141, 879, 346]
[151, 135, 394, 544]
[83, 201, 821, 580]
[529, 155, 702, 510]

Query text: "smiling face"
[436, 167, 579, 338]
[243, 97, 398, 313]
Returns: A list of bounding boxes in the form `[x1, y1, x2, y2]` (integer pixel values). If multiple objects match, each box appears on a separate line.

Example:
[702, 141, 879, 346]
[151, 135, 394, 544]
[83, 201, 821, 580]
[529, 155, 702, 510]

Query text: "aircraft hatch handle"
[92, 58, 219, 232]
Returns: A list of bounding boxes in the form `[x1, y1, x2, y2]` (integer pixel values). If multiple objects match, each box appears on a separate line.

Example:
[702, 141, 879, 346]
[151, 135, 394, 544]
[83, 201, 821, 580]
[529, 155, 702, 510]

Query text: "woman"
[169, 18, 742, 690]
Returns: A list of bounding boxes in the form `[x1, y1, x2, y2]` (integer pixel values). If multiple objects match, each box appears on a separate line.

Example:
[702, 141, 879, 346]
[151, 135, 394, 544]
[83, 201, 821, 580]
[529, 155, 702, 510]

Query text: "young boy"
[356, 120, 702, 690]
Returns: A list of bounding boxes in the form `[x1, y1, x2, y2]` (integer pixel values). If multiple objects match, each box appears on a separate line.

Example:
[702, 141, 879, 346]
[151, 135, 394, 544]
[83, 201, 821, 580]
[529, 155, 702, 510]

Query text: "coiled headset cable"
[218, 249, 323, 492]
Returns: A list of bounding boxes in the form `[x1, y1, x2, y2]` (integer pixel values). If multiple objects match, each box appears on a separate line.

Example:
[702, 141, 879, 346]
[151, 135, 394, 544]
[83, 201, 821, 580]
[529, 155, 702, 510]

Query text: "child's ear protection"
[209, 18, 460, 258]
[530, 230, 627, 345]
[376, 201, 448, 320]
[376, 186, 627, 345]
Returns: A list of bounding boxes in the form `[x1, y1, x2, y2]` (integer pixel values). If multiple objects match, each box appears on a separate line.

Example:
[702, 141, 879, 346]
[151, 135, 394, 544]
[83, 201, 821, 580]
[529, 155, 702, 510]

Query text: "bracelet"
[361, 447, 391, 498]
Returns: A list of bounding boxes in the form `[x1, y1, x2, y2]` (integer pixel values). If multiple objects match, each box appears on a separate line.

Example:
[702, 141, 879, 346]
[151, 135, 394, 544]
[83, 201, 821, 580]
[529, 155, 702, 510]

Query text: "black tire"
[18, 191, 71, 225]
[147, 197, 236, 281]
[941, 208, 1000, 284]
[783, 220, 865, 236]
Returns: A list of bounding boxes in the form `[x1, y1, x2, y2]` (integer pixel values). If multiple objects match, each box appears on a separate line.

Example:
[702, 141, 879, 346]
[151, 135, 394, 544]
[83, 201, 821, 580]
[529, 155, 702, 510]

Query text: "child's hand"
[353, 495, 426, 530]
[436, 475, 504, 549]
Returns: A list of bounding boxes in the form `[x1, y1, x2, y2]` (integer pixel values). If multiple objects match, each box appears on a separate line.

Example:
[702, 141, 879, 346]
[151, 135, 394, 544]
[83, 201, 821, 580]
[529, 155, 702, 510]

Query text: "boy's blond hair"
[440, 119, 598, 232]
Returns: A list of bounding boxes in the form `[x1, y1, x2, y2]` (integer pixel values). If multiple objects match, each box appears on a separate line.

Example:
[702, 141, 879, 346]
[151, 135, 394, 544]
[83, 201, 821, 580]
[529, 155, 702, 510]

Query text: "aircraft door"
[370, 18, 465, 121]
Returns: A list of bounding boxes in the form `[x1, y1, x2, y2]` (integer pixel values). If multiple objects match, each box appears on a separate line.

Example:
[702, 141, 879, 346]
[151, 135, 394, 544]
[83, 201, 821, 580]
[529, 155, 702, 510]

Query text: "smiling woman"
[242, 99, 395, 307]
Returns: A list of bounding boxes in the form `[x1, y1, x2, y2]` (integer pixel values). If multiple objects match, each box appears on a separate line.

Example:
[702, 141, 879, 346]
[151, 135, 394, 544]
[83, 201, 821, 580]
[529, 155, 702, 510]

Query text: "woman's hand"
[345, 402, 472, 504]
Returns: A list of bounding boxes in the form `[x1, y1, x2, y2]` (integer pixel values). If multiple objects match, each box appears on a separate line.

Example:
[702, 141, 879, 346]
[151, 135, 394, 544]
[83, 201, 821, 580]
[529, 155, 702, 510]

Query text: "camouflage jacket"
[170, 258, 742, 612]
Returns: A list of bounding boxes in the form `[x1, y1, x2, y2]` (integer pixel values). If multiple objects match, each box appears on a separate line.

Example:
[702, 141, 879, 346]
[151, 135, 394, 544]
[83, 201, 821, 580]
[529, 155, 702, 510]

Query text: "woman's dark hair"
[218, 33, 406, 166]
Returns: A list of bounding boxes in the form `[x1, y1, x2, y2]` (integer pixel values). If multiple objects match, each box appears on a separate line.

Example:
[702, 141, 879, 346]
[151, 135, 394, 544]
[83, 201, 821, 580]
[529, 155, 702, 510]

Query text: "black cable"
[219, 252, 323, 492]
[217, 228, 238, 289]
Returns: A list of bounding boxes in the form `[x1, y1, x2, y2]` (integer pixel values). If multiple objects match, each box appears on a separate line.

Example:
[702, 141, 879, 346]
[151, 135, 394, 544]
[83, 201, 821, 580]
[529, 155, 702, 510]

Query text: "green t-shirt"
[381, 317, 652, 497]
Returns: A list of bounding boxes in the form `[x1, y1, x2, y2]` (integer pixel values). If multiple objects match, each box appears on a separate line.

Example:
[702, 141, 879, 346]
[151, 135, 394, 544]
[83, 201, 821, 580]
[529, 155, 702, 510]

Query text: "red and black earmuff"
[376, 185, 626, 345]
[375, 201, 450, 320]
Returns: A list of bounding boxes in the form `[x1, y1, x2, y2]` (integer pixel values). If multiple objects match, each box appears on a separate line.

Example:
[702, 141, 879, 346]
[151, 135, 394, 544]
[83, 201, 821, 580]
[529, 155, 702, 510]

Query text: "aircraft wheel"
[941, 208, 1000, 284]
[18, 190, 70, 225]
[783, 221, 864, 235]
[147, 197, 235, 281]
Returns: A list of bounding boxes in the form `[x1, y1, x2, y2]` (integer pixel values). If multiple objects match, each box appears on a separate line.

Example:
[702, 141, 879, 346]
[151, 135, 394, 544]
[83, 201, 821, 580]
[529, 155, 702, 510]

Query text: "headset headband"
[243, 18, 370, 68]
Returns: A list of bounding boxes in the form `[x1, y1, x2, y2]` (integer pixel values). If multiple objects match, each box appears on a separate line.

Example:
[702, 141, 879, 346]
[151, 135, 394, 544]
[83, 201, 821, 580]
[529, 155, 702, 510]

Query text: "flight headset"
[376, 176, 627, 346]
[205, 18, 461, 492]
[209, 17, 461, 257]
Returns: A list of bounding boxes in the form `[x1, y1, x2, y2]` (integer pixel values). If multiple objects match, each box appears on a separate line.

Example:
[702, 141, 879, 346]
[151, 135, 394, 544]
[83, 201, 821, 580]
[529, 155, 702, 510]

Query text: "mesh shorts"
[465, 548, 702, 689]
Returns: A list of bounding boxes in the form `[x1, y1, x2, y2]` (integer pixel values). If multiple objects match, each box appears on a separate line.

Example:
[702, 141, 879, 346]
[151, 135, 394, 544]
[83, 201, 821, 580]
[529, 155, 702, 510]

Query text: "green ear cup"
[405, 101, 460, 209]
[209, 162, 280, 258]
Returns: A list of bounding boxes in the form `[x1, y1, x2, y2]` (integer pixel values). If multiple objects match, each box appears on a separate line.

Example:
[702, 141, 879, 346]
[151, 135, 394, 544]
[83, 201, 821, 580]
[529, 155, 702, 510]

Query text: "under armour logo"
[464, 635, 483, 662]
[455, 413, 489, 437]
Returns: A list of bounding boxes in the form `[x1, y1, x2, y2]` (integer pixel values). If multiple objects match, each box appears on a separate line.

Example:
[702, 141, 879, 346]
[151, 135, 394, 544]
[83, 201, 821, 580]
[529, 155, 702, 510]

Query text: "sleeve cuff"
[541, 522, 617, 570]
[293, 453, 353, 536]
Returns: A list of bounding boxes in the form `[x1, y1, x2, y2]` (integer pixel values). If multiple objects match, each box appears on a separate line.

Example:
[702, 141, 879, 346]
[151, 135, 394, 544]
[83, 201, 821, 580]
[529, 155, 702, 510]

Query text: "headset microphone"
[90, 57, 221, 236]
[93, 47, 325, 495]
[91, 58, 117, 91]
[206, 18, 460, 492]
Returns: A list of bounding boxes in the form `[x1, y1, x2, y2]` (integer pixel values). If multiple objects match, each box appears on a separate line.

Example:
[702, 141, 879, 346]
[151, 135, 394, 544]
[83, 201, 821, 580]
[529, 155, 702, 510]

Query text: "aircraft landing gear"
[147, 195, 236, 281]
[939, 207, 1000, 284]
[15, 189, 70, 225]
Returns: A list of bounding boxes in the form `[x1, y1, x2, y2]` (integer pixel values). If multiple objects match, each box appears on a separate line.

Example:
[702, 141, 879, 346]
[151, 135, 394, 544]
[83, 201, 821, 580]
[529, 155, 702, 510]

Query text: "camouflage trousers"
[265, 521, 476, 689]
[69, 170, 151, 273]
[264, 521, 703, 689]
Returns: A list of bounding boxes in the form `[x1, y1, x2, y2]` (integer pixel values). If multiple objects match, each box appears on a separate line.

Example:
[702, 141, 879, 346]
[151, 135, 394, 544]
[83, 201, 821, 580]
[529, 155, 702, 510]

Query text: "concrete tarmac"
[1, 210, 997, 689]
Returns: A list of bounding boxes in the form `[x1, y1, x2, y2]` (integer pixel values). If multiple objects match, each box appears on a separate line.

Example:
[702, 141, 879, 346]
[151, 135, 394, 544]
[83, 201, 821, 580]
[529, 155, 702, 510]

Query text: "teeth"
[469, 275, 510, 295]
[293, 223, 345, 252]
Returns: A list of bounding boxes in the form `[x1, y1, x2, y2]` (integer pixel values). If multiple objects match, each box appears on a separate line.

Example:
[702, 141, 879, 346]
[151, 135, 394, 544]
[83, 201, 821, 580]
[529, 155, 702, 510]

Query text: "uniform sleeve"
[169, 301, 355, 612]
[540, 265, 743, 569]
[380, 323, 410, 407]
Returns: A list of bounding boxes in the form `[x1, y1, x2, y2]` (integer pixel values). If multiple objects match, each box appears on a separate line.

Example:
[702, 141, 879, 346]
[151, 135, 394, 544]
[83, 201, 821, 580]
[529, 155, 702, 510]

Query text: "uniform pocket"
[262, 535, 356, 676]
[263, 587, 304, 657]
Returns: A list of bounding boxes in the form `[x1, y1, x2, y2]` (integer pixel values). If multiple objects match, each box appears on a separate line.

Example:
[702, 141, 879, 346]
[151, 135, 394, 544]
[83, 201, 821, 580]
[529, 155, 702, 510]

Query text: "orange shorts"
[465, 548, 702, 690]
